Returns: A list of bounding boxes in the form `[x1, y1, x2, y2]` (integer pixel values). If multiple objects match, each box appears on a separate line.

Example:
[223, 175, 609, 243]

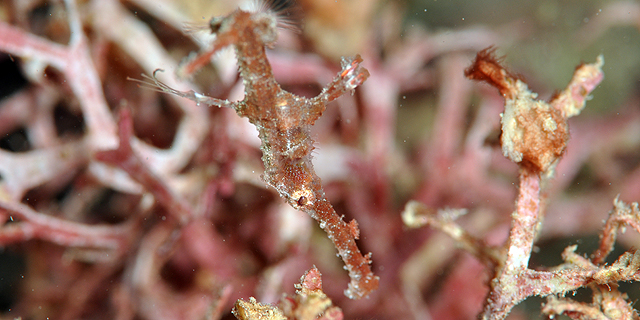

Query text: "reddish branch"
[403, 48, 631, 320]
[503, 167, 540, 272]
[591, 197, 640, 265]
[95, 108, 193, 224]
[0, 2, 117, 150]
[468, 48, 607, 320]
[139, 6, 378, 298]
[0, 200, 130, 250]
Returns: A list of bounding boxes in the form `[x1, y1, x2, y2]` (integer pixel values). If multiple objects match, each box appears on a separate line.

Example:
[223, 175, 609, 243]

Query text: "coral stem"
[505, 167, 541, 271]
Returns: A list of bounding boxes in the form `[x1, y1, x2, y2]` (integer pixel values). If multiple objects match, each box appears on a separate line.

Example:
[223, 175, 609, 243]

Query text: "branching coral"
[1, 0, 639, 319]
[403, 48, 640, 320]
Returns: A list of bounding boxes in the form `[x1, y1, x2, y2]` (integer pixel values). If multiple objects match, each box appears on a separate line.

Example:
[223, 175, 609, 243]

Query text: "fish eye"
[297, 196, 307, 206]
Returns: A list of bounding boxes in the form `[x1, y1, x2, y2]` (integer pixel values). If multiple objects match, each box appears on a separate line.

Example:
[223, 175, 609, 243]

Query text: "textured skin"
[146, 8, 378, 299]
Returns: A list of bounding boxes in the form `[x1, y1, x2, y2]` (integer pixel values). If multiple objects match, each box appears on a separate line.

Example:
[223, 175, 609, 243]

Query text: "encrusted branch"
[503, 167, 541, 272]
[233, 266, 344, 320]
[401, 48, 635, 320]
[592, 197, 640, 265]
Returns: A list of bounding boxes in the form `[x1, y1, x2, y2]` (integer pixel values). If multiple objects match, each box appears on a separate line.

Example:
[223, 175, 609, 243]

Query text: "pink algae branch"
[0, 2, 117, 150]
[0, 199, 131, 250]
[401, 48, 640, 320]
[466, 48, 608, 320]
[592, 197, 640, 265]
[95, 108, 193, 224]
